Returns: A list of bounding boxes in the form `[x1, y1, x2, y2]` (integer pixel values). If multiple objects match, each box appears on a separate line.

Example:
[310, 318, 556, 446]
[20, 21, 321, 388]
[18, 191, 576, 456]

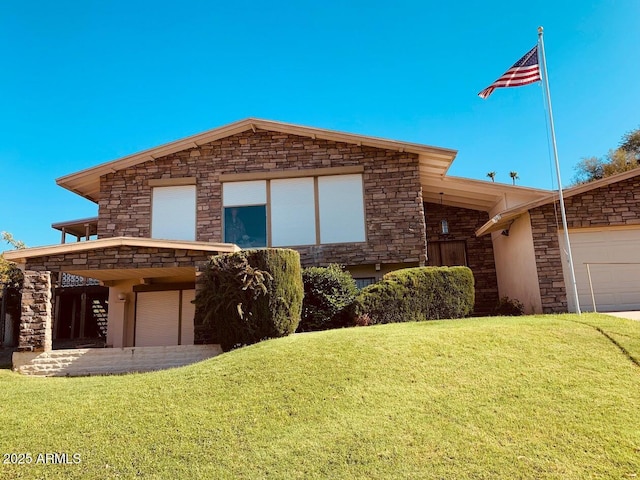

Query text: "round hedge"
[351, 266, 474, 325]
[194, 248, 303, 351]
[298, 264, 358, 332]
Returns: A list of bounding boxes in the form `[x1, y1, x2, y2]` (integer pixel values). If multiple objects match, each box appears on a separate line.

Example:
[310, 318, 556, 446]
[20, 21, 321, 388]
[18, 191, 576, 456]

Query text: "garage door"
[135, 290, 196, 346]
[558, 228, 640, 312]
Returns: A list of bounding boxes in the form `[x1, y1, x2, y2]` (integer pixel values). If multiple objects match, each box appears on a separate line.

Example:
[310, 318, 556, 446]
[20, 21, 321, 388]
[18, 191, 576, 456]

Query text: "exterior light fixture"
[439, 193, 449, 235]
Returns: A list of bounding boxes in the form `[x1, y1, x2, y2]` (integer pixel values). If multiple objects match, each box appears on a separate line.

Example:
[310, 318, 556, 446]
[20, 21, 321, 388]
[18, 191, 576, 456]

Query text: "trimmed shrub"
[298, 264, 358, 332]
[351, 266, 474, 325]
[194, 248, 303, 351]
[494, 296, 525, 316]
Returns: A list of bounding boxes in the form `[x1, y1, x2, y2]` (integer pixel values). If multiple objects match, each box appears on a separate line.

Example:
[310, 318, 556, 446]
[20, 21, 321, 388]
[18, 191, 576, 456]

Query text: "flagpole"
[537, 26, 581, 314]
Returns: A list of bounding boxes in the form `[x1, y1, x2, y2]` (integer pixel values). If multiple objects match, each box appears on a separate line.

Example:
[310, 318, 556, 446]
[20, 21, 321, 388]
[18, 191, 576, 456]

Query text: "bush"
[194, 248, 303, 351]
[298, 264, 358, 332]
[351, 266, 474, 325]
[494, 296, 525, 316]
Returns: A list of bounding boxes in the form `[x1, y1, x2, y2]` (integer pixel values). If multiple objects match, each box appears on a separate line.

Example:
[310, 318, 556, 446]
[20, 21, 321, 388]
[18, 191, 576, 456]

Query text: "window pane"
[318, 174, 365, 243]
[223, 181, 267, 206]
[151, 185, 196, 241]
[270, 178, 316, 246]
[224, 205, 267, 248]
[355, 277, 376, 289]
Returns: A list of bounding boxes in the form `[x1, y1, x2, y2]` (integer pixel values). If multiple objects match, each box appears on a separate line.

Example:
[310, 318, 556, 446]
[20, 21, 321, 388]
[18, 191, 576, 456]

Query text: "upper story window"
[151, 184, 196, 241]
[222, 173, 366, 248]
[222, 181, 267, 248]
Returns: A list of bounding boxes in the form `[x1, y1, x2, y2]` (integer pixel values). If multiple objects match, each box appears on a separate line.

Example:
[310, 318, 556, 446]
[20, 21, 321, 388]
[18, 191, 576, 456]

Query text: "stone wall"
[24, 246, 211, 273]
[530, 174, 640, 313]
[97, 129, 428, 267]
[423, 202, 498, 315]
[18, 271, 53, 352]
[12, 344, 222, 376]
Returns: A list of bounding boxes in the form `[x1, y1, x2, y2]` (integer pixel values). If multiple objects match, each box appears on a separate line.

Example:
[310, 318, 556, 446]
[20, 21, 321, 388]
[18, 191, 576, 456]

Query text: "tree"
[573, 156, 605, 184]
[0, 232, 25, 285]
[620, 128, 640, 156]
[573, 127, 640, 184]
[0, 232, 26, 321]
[486, 171, 496, 182]
[509, 171, 519, 185]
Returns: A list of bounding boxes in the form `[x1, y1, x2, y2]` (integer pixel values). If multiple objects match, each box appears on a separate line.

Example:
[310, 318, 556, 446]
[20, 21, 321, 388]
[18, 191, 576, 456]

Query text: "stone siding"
[12, 344, 222, 376]
[530, 174, 640, 312]
[98, 129, 427, 267]
[423, 202, 498, 315]
[24, 246, 211, 273]
[18, 271, 53, 352]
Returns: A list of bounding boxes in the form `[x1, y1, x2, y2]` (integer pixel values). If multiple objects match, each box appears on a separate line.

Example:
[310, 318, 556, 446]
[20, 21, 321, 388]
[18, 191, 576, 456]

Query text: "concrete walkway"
[603, 311, 640, 321]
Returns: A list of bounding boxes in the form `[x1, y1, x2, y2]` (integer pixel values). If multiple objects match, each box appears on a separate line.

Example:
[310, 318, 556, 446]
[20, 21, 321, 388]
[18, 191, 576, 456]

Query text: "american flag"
[478, 45, 541, 99]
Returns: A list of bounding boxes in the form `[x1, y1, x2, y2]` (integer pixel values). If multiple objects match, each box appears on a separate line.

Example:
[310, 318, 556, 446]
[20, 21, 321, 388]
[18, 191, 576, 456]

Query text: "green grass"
[1, 314, 639, 479]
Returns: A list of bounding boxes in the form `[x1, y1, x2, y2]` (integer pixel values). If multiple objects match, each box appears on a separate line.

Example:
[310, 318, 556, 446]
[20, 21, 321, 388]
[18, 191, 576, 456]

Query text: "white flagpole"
[537, 26, 581, 314]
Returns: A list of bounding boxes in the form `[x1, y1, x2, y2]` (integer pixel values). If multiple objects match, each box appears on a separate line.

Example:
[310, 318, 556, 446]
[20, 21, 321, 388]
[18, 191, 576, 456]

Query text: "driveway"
[603, 311, 640, 321]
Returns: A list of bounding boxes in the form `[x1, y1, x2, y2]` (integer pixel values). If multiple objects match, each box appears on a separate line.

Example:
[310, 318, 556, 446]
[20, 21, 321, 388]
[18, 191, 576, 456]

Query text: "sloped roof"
[421, 175, 549, 212]
[476, 167, 640, 236]
[2, 237, 239, 264]
[56, 118, 459, 203]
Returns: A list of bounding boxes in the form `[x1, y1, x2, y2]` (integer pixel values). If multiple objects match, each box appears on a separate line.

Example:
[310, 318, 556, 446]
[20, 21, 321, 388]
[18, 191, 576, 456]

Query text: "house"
[5, 118, 640, 375]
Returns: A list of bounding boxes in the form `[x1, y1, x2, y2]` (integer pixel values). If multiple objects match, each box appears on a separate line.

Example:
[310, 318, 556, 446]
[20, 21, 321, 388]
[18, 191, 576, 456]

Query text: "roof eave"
[2, 237, 240, 264]
[56, 118, 459, 201]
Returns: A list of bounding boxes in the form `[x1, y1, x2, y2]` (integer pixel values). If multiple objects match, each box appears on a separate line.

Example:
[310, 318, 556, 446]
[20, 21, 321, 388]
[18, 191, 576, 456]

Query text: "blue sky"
[1, 0, 639, 247]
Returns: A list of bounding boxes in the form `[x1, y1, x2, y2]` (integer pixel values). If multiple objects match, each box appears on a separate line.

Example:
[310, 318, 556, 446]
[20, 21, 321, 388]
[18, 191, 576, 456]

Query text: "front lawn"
[1, 314, 639, 479]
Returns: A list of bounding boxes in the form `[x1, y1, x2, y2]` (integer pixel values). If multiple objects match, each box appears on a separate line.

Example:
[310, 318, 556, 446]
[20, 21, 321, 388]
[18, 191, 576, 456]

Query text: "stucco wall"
[530, 174, 640, 313]
[490, 212, 543, 313]
[97, 129, 428, 267]
[106, 280, 138, 348]
[423, 202, 498, 315]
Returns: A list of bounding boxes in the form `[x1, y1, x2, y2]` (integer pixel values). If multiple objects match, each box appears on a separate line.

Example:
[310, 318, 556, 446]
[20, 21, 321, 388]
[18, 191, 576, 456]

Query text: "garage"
[559, 227, 640, 312]
[135, 289, 196, 346]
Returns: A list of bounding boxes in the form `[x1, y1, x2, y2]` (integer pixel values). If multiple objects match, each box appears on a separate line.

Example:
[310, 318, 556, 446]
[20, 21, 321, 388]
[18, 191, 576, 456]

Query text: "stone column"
[18, 271, 53, 352]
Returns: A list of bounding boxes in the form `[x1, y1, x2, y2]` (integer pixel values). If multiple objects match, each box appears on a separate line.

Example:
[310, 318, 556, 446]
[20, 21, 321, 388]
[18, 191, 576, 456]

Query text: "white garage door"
[135, 290, 196, 346]
[559, 228, 640, 312]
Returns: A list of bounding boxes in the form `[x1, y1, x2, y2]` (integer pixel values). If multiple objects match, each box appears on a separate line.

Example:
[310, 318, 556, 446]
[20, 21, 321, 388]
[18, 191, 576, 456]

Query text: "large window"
[222, 174, 366, 248]
[222, 181, 267, 248]
[151, 185, 196, 241]
[318, 174, 366, 243]
[271, 178, 316, 246]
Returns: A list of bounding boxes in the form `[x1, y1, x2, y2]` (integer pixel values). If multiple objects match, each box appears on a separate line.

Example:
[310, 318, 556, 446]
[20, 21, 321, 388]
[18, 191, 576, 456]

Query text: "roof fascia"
[2, 237, 240, 264]
[475, 168, 640, 236]
[56, 118, 458, 201]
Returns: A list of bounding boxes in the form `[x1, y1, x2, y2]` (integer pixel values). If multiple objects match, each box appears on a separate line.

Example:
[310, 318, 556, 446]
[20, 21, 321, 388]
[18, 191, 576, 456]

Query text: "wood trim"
[177, 290, 183, 345]
[314, 177, 321, 244]
[133, 282, 196, 293]
[360, 174, 368, 242]
[133, 292, 138, 347]
[560, 225, 640, 234]
[219, 165, 364, 182]
[266, 180, 272, 247]
[148, 177, 197, 187]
